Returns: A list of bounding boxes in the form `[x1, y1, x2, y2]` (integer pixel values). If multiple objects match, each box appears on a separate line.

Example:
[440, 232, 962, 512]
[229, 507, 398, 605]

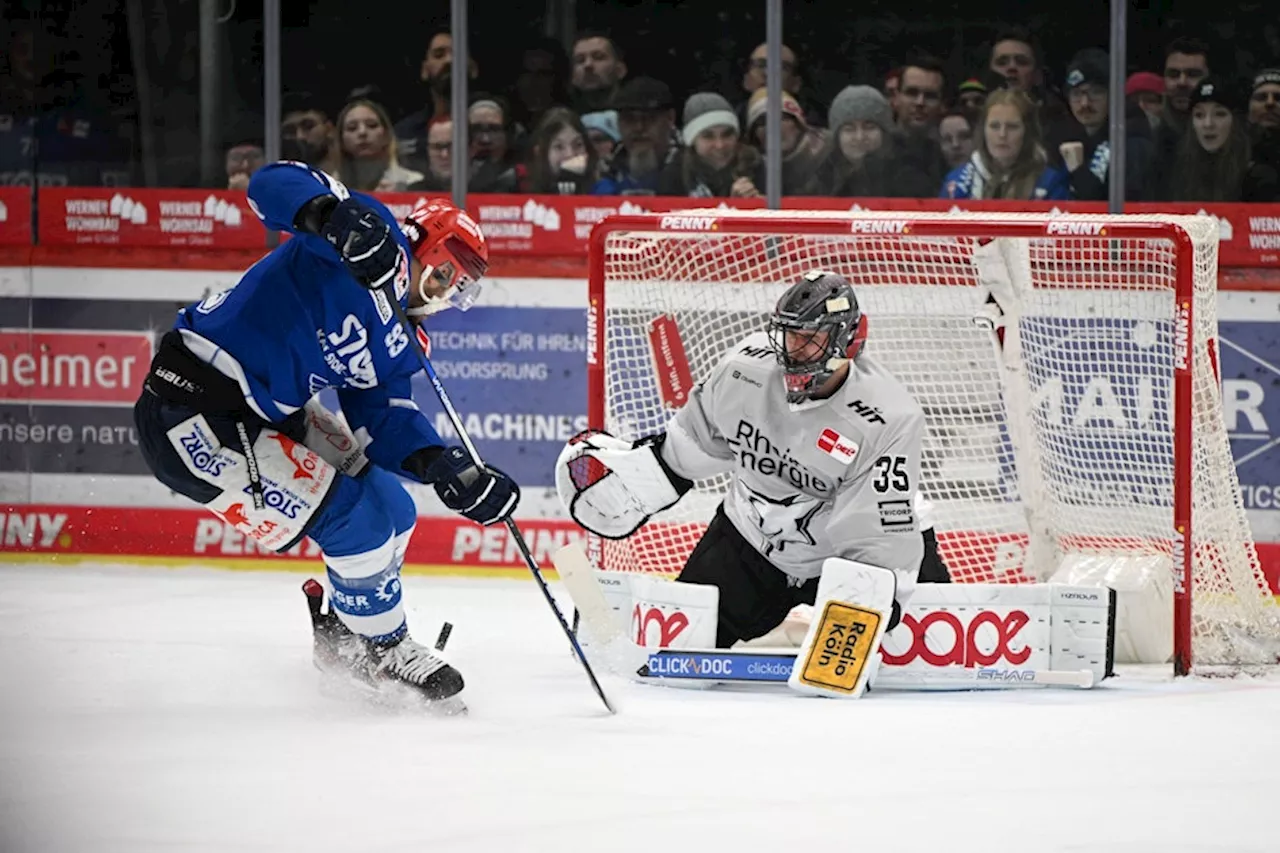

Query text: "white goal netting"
[588, 210, 1280, 668]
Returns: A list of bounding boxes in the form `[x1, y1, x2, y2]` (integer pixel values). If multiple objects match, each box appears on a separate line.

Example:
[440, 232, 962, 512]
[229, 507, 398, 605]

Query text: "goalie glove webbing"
[555, 430, 693, 539]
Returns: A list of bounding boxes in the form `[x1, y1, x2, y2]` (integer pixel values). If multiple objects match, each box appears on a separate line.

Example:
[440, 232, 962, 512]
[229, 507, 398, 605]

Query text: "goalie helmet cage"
[585, 209, 1280, 676]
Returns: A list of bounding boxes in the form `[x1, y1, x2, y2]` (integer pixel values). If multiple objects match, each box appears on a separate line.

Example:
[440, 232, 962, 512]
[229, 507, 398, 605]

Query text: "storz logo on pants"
[169, 416, 239, 481]
[179, 427, 230, 476]
[248, 481, 310, 520]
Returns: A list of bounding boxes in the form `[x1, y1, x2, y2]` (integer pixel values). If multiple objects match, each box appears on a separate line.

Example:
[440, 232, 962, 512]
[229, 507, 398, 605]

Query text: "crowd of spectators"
[243, 28, 1279, 203]
[5, 11, 1279, 204]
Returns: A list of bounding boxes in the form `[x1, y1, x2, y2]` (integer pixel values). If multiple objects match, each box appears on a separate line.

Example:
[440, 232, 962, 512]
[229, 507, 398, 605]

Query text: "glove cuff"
[634, 433, 694, 496]
[401, 445, 446, 483]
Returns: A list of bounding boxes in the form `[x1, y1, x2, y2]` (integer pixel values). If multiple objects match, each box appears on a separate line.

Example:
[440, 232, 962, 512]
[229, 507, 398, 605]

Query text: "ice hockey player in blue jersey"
[133, 160, 516, 707]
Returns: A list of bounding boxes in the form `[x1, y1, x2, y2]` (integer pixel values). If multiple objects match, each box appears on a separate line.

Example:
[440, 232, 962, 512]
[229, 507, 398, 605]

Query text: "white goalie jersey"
[660, 331, 926, 593]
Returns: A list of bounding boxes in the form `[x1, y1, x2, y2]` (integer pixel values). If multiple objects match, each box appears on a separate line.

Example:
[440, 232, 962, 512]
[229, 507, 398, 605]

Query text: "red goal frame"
[587, 213, 1199, 674]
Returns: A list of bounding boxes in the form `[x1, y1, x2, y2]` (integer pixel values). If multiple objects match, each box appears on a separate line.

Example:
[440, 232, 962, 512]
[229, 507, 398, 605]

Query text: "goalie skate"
[302, 579, 467, 715]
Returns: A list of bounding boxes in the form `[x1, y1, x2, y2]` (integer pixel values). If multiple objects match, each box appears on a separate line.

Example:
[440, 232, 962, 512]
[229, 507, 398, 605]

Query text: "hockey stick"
[384, 288, 616, 714]
[552, 543, 1095, 691]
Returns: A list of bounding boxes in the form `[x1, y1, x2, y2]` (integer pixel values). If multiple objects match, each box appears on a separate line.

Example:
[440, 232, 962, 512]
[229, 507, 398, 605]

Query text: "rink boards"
[0, 267, 1278, 594]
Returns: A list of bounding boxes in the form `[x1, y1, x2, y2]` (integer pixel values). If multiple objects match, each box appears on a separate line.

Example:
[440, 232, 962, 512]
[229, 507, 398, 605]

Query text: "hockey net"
[585, 209, 1280, 671]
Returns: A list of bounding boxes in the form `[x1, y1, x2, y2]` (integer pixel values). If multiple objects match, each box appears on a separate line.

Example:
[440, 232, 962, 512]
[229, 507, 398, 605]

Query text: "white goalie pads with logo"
[554, 430, 685, 539]
[788, 558, 897, 700]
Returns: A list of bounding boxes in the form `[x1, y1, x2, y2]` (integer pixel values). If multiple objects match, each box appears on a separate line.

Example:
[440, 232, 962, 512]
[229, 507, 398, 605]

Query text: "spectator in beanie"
[337, 98, 423, 191]
[941, 89, 1069, 200]
[518, 107, 599, 194]
[956, 78, 988, 117]
[467, 94, 520, 192]
[581, 110, 620, 166]
[1126, 72, 1165, 132]
[1165, 77, 1278, 202]
[658, 92, 762, 197]
[1247, 69, 1280, 174]
[1249, 69, 1280, 132]
[938, 108, 975, 170]
[745, 87, 826, 194]
[803, 85, 935, 198]
[592, 76, 681, 195]
[1058, 48, 1155, 201]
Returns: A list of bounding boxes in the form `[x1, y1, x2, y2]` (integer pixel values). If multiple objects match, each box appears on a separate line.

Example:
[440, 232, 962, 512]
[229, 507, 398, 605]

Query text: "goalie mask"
[400, 201, 490, 317]
[767, 270, 868, 403]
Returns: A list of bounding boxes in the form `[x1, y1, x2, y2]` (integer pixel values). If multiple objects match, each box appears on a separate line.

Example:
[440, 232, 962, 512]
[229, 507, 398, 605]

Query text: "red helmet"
[400, 200, 490, 315]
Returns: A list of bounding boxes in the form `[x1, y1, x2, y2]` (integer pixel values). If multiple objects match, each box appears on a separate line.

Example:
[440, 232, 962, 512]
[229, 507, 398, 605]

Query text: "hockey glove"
[554, 430, 692, 539]
[320, 197, 400, 290]
[404, 445, 520, 526]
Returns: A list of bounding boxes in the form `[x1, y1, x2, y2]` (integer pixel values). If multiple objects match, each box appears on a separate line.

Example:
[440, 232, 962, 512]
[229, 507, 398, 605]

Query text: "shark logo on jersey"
[741, 485, 823, 556]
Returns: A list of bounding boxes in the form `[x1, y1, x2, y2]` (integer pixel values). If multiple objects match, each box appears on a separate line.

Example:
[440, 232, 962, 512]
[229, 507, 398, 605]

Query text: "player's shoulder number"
[871, 455, 909, 493]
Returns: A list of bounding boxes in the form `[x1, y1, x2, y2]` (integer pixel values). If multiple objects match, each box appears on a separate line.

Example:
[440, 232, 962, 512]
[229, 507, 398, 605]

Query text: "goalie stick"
[385, 287, 616, 715]
[551, 543, 1095, 691]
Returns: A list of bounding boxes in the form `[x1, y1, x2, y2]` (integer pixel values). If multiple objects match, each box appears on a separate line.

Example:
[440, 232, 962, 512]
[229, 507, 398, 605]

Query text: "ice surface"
[1, 563, 1278, 853]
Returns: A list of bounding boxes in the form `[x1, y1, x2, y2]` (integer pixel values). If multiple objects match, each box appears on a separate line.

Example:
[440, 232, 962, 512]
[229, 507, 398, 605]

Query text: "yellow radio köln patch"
[798, 600, 882, 693]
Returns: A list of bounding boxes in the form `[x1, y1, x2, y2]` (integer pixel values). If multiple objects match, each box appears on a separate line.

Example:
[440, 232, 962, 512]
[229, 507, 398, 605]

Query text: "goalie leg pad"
[555, 430, 688, 539]
[788, 558, 896, 699]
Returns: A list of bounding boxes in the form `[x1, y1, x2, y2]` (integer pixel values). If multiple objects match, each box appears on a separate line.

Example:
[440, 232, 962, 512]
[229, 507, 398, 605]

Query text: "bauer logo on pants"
[797, 600, 881, 694]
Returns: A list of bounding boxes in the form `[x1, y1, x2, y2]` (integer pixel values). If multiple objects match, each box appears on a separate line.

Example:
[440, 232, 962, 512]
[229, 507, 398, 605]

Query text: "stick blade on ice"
[552, 543, 650, 676]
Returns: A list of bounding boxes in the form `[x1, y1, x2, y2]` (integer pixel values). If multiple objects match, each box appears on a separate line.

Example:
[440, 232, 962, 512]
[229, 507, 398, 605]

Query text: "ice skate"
[302, 579, 467, 715]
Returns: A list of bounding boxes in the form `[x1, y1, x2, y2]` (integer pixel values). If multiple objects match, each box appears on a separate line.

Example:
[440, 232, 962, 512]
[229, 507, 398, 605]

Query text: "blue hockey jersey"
[173, 161, 443, 473]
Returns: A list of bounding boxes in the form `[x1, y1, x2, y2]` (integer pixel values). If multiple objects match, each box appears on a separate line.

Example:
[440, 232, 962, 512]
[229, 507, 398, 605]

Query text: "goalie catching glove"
[555, 430, 693, 538]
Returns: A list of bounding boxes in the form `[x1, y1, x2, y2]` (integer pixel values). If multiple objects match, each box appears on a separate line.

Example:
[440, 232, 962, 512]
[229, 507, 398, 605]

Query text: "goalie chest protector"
[669, 330, 926, 582]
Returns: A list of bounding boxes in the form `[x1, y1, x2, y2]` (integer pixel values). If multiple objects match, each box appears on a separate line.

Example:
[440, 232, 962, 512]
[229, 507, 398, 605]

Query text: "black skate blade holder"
[301, 579, 453, 651]
[302, 578, 327, 630]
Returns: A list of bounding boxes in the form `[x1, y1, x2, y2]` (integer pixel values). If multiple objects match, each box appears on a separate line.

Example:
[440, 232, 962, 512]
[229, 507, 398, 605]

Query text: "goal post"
[585, 209, 1280, 674]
